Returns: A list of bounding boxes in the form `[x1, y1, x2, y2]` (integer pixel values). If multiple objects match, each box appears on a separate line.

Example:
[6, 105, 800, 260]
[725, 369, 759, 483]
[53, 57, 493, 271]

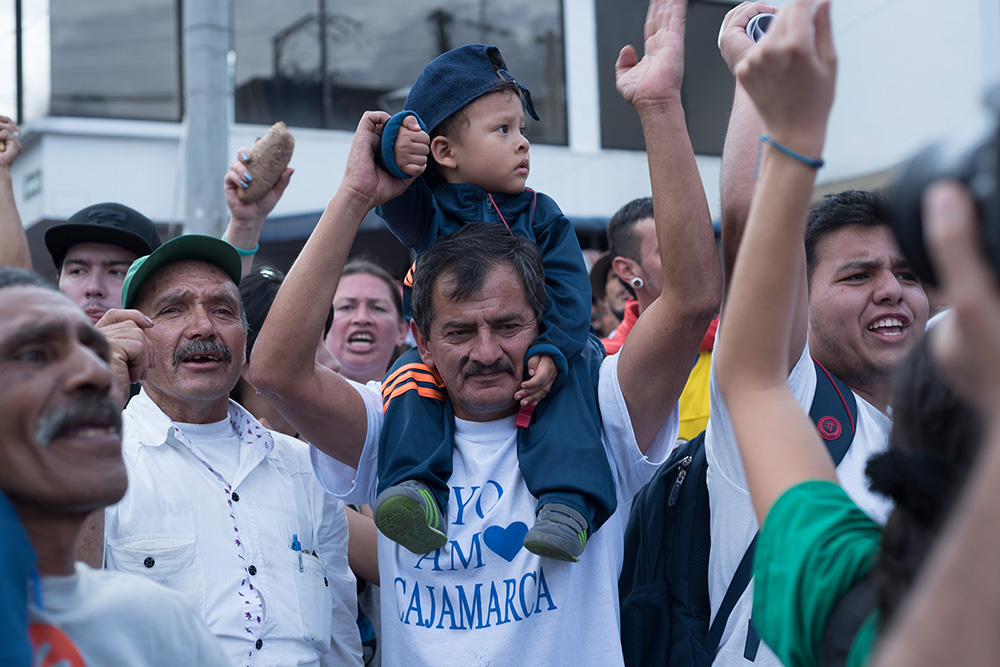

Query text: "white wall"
[14, 117, 182, 223]
[12, 0, 998, 231]
[768, 0, 1000, 185]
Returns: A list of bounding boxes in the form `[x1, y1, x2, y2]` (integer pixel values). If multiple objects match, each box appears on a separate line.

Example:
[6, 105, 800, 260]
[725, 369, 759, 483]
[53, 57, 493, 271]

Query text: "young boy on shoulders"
[372, 43, 615, 563]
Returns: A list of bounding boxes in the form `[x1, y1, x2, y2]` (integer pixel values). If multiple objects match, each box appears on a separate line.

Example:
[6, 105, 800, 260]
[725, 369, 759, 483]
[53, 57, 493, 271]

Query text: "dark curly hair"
[866, 333, 984, 626]
[410, 223, 545, 339]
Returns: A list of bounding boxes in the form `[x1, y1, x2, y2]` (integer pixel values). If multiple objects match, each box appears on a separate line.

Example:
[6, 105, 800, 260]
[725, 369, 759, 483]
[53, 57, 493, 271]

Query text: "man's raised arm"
[614, 0, 722, 451]
[0, 116, 30, 269]
[250, 111, 412, 468]
[718, 2, 807, 372]
[714, 0, 838, 523]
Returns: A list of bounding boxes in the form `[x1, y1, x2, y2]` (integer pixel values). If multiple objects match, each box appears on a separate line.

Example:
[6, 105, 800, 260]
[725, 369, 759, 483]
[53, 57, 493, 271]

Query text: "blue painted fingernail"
[240, 179, 249, 189]
[243, 172, 252, 181]
[241, 152, 250, 161]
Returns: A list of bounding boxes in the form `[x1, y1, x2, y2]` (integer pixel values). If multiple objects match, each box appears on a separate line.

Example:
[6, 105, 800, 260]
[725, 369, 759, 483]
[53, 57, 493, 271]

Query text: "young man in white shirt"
[704, 3, 930, 664]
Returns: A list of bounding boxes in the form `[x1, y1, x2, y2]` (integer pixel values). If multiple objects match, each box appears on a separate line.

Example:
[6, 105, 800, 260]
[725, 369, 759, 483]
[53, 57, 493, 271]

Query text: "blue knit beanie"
[405, 44, 539, 133]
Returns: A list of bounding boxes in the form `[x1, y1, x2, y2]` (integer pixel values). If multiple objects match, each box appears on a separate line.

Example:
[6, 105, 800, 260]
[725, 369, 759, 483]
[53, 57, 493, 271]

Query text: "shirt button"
[143, 557, 155, 568]
[231, 492, 240, 502]
[255, 639, 263, 650]
[248, 565, 257, 576]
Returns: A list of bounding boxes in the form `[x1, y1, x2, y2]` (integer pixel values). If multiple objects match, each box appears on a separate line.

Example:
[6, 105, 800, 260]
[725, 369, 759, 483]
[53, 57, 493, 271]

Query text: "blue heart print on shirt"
[483, 522, 528, 562]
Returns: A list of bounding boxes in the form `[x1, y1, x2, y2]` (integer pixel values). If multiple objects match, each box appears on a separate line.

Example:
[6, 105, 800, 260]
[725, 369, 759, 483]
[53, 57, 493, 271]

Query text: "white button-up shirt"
[105, 390, 362, 667]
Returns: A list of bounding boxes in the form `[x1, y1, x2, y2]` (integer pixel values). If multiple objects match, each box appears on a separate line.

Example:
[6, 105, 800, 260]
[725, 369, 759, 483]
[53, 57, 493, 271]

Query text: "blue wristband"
[231, 242, 259, 257]
[759, 134, 824, 169]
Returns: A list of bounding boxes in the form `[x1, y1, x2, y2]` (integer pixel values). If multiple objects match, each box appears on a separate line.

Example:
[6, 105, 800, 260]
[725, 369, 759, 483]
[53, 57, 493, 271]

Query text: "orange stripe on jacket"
[382, 365, 444, 395]
[381, 373, 447, 404]
[382, 383, 447, 411]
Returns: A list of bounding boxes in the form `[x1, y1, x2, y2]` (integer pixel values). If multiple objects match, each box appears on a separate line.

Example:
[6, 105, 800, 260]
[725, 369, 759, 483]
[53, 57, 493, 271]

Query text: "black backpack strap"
[620, 358, 863, 664]
[820, 574, 876, 667]
[703, 533, 757, 655]
[618, 433, 706, 603]
[738, 360, 861, 660]
[619, 433, 712, 667]
[810, 358, 858, 466]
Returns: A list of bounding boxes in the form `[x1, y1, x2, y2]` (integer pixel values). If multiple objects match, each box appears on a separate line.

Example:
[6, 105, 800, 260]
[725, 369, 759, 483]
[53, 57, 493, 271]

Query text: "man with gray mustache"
[34, 395, 122, 447]
[99, 236, 363, 667]
[0, 266, 228, 665]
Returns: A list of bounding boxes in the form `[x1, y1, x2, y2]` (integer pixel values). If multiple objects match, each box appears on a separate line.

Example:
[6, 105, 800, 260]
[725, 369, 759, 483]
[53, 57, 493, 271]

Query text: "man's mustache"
[173, 340, 232, 366]
[35, 394, 122, 447]
[461, 359, 515, 379]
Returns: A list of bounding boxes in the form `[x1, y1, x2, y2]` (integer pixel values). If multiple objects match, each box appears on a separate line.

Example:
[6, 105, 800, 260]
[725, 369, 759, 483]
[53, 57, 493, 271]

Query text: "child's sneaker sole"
[522, 537, 581, 562]
[374, 485, 447, 554]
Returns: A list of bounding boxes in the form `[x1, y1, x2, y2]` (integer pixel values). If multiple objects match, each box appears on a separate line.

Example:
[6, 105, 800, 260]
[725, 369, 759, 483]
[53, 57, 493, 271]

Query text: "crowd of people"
[2, 0, 999, 665]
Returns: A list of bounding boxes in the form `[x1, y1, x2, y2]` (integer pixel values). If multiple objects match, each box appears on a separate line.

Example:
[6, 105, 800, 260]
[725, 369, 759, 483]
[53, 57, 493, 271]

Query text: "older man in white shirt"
[101, 235, 362, 667]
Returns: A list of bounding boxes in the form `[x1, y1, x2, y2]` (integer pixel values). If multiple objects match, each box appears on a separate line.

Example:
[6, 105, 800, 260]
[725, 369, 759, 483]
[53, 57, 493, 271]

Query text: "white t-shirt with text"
[311, 352, 679, 667]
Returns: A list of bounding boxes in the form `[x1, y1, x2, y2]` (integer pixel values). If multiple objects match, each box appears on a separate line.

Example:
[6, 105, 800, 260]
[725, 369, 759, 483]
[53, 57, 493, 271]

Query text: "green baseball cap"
[121, 234, 243, 309]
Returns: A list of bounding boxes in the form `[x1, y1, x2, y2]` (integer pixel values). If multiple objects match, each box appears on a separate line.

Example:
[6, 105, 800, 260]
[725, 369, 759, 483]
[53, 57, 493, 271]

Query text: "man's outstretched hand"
[341, 111, 416, 210]
[616, 0, 688, 112]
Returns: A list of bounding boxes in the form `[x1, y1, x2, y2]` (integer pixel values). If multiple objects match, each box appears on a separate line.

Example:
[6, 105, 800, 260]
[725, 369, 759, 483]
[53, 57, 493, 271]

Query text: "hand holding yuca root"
[238, 121, 295, 203]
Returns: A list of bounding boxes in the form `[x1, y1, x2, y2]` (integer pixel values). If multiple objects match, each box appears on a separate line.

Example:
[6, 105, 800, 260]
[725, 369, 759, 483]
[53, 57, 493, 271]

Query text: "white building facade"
[3, 0, 998, 273]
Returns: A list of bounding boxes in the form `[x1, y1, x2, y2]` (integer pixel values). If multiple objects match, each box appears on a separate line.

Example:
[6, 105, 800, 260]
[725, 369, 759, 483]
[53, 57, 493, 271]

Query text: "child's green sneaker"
[523, 503, 588, 562]
[373, 480, 448, 554]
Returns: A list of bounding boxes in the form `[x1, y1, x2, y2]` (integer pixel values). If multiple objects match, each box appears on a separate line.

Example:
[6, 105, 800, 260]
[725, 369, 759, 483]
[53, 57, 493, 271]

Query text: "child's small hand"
[394, 114, 430, 178]
[515, 354, 557, 406]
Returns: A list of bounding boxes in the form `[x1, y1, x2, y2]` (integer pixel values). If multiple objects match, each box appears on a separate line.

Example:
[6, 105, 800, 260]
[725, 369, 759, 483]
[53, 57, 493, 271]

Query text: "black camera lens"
[889, 128, 1000, 287]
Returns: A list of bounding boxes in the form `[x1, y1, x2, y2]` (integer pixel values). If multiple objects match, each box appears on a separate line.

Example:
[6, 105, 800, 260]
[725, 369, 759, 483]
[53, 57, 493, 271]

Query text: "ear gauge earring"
[630, 277, 644, 290]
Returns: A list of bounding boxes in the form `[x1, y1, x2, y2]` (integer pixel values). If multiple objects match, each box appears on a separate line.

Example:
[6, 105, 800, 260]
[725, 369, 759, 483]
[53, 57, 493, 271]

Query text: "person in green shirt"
[749, 336, 982, 666]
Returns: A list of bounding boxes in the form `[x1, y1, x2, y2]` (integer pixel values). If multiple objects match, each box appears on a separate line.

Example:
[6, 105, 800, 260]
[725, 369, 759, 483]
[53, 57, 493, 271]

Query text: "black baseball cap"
[44, 202, 161, 269]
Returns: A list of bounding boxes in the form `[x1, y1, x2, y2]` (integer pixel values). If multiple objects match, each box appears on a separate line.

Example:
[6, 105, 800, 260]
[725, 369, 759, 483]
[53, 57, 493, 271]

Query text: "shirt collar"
[126, 388, 275, 456]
